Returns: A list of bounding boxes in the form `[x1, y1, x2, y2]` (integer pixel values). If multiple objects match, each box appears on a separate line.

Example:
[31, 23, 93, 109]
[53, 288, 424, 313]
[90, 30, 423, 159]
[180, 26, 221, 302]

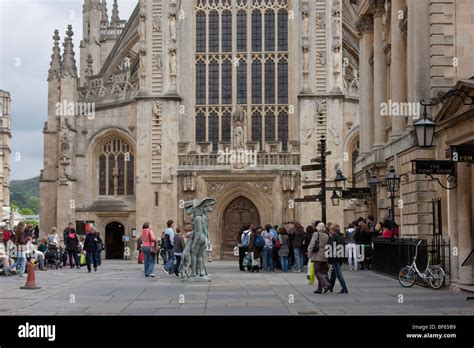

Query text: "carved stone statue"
[183, 197, 217, 280]
[234, 125, 244, 150]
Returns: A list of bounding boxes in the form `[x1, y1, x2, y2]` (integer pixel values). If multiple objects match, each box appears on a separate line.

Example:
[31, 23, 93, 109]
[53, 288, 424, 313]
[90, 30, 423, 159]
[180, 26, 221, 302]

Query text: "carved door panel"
[222, 197, 260, 256]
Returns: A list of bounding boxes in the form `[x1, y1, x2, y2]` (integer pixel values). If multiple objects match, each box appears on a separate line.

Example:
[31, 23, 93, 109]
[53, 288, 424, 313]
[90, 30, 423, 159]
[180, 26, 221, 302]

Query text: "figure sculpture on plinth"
[182, 197, 216, 280]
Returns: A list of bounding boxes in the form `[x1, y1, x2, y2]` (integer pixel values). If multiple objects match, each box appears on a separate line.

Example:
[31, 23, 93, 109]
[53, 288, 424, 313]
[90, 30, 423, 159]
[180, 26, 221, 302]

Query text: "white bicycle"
[398, 240, 445, 290]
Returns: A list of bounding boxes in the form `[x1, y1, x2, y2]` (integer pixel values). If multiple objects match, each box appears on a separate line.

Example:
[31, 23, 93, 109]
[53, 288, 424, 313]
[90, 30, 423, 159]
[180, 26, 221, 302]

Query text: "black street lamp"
[385, 166, 401, 228]
[368, 172, 382, 196]
[414, 106, 436, 148]
[330, 190, 340, 206]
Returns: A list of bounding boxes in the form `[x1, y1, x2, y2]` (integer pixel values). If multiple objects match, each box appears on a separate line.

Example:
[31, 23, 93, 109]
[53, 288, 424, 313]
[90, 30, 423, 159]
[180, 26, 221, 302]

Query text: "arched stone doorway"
[105, 221, 124, 259]
[221, 196, 260, 258]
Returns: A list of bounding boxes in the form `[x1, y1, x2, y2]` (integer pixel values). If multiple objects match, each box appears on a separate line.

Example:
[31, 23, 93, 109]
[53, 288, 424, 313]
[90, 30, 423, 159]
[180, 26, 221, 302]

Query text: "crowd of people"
[0, 222, 104, 277]
[136, 220, 211, 278]
[235, 215, 399, 294]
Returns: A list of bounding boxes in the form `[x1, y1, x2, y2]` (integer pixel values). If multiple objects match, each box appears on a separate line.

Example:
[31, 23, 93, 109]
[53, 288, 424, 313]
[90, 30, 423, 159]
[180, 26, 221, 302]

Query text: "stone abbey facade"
[40, 0, 361, 259]
[0, 90, 12, 217]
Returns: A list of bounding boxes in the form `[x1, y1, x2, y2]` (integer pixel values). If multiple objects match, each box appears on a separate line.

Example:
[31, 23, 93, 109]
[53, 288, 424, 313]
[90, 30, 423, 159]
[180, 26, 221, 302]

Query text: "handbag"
[242, 253, 252, 268]
[146, 230, 158, 255]
[306, 261, 315, 285]
[138, 251, 144, 264]
[79, 253, 86, 266]
[312, 232, 320, 253]
[274, 236, 281, 250]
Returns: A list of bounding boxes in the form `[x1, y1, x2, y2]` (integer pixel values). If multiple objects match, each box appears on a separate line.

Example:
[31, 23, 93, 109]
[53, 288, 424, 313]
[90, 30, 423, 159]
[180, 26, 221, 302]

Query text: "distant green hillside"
[11, 176, 40, 214]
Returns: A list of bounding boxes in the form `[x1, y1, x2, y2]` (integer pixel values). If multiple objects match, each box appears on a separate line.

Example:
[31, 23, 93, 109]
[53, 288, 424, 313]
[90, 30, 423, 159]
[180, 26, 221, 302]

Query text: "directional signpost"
[296, 136, 328, 223]
[302, 164, 322, 172]
[302, 184, 321, 189]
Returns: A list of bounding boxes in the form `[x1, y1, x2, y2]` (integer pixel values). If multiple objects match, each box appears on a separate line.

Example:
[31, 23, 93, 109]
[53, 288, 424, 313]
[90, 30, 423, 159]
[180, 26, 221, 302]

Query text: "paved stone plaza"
[1, 261, 473, 316]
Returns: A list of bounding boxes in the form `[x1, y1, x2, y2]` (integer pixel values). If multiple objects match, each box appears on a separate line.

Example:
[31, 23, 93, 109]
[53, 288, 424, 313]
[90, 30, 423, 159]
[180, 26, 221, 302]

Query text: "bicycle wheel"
[428, 266, 445, 290]
[399, 266, 416, 287]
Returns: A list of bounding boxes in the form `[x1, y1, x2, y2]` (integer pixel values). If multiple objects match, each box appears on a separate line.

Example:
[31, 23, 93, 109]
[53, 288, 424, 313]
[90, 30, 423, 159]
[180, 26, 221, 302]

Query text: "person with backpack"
[65, 228, 80, 269]
[173, 227, 186, 276]
[238, 224, 251, 271]
[162, 220, 176, 275]
[261, 224, 275, 272]
[291, 222, 305, 272]
[277, 227, 290, 272]
[248, 226, 263, 272]
[326, 224, 348, 294]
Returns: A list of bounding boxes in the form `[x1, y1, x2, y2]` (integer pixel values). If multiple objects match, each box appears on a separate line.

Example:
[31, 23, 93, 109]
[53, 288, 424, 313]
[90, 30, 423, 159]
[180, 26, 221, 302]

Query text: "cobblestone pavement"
[1, 260, 472, 315]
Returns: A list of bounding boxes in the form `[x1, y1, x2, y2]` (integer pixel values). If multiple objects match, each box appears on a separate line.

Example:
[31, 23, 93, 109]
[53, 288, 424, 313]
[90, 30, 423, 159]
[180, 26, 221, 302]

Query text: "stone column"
[356, 15, 374, 154]
[372, 5, 387, 148]
[410, 0, 430, 126]
[447, 183, 459, 285]
[457, 163, 473, 285]
[390, 0, 407, 138]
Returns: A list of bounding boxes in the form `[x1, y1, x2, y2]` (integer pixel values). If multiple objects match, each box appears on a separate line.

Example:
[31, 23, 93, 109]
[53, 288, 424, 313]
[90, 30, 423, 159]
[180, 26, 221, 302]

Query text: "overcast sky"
[0, 0, 137, 180]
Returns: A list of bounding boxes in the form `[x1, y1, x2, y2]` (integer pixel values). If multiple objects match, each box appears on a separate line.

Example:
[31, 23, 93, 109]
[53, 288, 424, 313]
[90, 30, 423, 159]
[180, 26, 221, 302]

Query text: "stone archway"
[105, 221, 125, 259]
[221, 196, 261, 258]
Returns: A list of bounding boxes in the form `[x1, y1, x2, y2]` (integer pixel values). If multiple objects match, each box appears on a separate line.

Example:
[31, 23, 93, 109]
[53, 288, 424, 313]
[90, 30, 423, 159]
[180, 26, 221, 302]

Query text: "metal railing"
[372, 237, 450, 280]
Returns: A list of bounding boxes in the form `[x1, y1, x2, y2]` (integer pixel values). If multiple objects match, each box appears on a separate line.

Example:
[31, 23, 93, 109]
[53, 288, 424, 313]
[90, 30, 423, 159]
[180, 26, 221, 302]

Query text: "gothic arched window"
[194, 1, 289, 152]
[252, 110, 262, 145]
[265, 109, 275, 142]
[252, 10, 262, 52]
[222, 111, 231, 142]
[196, 60, 206, 105]
[222, 59, 232, 104]
[278, 9, 288, 51]
[222, 10, 232, 52]
[209, 11, 219, 52]
[278, 110, 288, 151]
[237, 10, 247, 52]
[98, 139, 134, 196]
[252, 59, 262, 104]
[209, 111, 219, 152]
[196, 111, 206, 143]
[196, 11, 206, 53]
[264, 9, 275, 51]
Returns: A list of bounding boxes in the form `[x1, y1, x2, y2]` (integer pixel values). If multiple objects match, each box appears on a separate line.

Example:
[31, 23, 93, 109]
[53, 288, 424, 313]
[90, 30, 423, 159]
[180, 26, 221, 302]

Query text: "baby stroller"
[44, 243, 63, 269]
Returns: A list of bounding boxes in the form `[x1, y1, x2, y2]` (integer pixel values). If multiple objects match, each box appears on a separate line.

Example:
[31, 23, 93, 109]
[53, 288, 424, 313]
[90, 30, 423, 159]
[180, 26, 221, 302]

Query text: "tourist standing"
[345, 222, 358, 270]
[238, 224, 251, 271]
[173, 227, 185, 276]
[141, 222, 156, 277]
[327, 224, 348, 293]
[271, 225, 280, 270]
[261, 224, 274, 272]
[277, 227, 290, 272]
[83, 227, 99, 273]
[91, 227, 104, 267]
[162, 220, 176, 275]
[308, 222, 331, 294]
[248, 227, 262, 272]
[65, 228, 80, 269]
[302, 225, 315, 265]
[9, 222, 29, 277]
[291, 222, 305, 272]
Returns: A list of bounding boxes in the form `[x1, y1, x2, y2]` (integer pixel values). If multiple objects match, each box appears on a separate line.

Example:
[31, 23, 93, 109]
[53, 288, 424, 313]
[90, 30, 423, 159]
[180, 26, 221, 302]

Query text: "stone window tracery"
[98, 139, 134, 196]
[194, 0, 289, 152]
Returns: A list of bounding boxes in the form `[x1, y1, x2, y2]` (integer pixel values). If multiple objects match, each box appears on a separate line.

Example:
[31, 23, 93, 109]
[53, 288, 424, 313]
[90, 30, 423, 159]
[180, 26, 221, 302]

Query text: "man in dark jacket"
[65, 230, 80, 269]
[83, 229, 98, 273]
[326, 224, 348, 293]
